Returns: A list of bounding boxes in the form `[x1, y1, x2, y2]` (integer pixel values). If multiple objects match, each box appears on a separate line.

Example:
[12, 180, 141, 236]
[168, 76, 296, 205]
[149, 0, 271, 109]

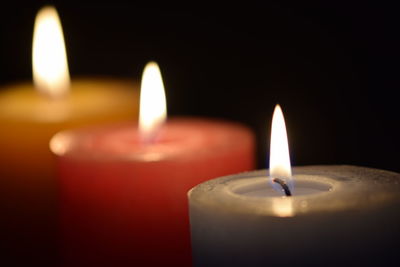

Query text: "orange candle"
[0, 6, 138, 262]
[0, 79, 138, 199]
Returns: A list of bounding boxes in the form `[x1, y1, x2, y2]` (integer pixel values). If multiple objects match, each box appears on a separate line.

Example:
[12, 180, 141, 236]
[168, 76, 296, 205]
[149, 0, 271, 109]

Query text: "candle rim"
[50, 117, 255, 162]
[0, 78, 139, 123]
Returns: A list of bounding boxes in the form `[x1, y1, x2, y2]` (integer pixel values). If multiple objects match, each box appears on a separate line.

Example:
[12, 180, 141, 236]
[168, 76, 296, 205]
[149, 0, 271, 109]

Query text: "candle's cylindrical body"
[0, 78, 138, 265]
[51, 118, 255, 266]
[189, 166, 400, 267]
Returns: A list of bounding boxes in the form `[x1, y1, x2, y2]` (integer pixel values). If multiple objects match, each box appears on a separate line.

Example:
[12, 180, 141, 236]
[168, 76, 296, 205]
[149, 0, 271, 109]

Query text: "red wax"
[51, 117, 255, 266]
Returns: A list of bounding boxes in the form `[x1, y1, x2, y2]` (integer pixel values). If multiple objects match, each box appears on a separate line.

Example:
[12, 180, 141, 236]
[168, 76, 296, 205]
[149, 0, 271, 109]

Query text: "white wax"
[189, 165, 400, 267]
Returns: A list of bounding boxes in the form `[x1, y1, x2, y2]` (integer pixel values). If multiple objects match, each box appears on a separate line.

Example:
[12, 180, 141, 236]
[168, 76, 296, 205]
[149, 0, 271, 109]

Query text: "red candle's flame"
[138, 61, 167, 144]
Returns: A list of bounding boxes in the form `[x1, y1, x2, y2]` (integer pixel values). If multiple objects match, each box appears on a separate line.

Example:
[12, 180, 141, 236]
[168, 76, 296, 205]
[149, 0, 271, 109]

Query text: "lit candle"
[0, 6, 138, 210]
[50, 61, 255, 266]
[0, 6, 139, 264]
[189, 104, 400, 266]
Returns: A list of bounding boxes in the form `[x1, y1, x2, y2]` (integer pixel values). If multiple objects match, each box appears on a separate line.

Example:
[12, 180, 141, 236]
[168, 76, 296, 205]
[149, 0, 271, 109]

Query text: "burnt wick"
[273, 178, 292, 197]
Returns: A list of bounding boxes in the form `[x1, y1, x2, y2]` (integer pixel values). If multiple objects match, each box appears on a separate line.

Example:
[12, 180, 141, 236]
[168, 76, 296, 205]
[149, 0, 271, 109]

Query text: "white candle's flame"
[139, 61, 167, 143]
[269, 104, 293, 194]
[32, 6, 70, 98]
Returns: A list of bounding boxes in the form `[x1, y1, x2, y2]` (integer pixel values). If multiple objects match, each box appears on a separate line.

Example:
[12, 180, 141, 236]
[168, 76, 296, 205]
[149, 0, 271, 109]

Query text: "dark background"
[0, 2, 398, 171]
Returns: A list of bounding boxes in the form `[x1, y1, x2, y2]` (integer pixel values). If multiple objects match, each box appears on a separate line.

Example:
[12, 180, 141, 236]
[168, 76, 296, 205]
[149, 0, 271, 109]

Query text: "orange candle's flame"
[139, 61, 167, 143]
[32, 6, 70, 98]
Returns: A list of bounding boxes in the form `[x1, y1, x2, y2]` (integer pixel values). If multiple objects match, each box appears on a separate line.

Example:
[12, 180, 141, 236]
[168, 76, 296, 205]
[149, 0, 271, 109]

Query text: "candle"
[0, 6, 138, 263]
[189, 105, 400, 266]
[50, 62, 255, 266]
[0, 6, 138, 196]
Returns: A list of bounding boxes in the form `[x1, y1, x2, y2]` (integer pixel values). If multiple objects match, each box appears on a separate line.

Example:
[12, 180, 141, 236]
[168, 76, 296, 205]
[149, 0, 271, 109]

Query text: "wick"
[273, 178, 292, 197]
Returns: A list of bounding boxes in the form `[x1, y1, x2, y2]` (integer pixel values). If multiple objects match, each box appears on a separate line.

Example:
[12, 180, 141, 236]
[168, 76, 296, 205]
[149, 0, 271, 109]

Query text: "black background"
[1, 2, 399, 172]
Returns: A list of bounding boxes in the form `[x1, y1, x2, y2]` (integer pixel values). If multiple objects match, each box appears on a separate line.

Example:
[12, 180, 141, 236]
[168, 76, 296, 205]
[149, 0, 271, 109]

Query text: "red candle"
[51, 62, 255, 266]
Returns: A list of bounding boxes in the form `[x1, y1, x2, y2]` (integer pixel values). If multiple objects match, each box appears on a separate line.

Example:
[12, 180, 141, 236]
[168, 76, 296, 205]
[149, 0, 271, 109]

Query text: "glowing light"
[32, 6, 70, 98]
[139, 61, 167, 143]
[272, 197, 294, 217]
[269, 104, 293, 193]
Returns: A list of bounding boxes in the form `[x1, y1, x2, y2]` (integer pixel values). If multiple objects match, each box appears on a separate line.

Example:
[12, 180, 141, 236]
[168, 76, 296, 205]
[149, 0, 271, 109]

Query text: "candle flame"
[139, 61, 167, 143]
[32, 6, 70, 98]
[269, 104, 293, 194]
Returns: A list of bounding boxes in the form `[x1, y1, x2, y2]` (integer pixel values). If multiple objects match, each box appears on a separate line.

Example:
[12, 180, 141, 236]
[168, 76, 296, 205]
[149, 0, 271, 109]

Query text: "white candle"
[189, 166, 400, 266]
[188, 105, 400, 266]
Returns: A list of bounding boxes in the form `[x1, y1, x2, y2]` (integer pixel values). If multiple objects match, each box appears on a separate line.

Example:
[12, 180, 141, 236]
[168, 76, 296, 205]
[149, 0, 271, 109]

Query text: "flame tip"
[274, 104, 282, 111]
[39, 5, 56, 10]
[143, 61, 160, 70]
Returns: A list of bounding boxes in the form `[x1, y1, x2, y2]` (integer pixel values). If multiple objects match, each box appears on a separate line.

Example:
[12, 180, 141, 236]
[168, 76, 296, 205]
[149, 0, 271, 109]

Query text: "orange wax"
[0, 78, 138, 182]
[0, 77, 139, 264]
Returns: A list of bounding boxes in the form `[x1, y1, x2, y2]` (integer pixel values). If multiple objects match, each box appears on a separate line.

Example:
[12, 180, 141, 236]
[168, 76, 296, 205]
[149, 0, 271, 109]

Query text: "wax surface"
[233, 176, 332, 197]
[0, 78, 139, 265]
[51, 118, 255, 266]
[189, 166, 400, 267]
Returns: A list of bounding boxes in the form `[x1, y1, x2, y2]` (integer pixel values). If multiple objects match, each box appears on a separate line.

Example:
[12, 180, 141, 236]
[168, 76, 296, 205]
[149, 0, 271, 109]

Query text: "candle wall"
[51, 118, 255, 266]
[189, 166, 400, 267]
